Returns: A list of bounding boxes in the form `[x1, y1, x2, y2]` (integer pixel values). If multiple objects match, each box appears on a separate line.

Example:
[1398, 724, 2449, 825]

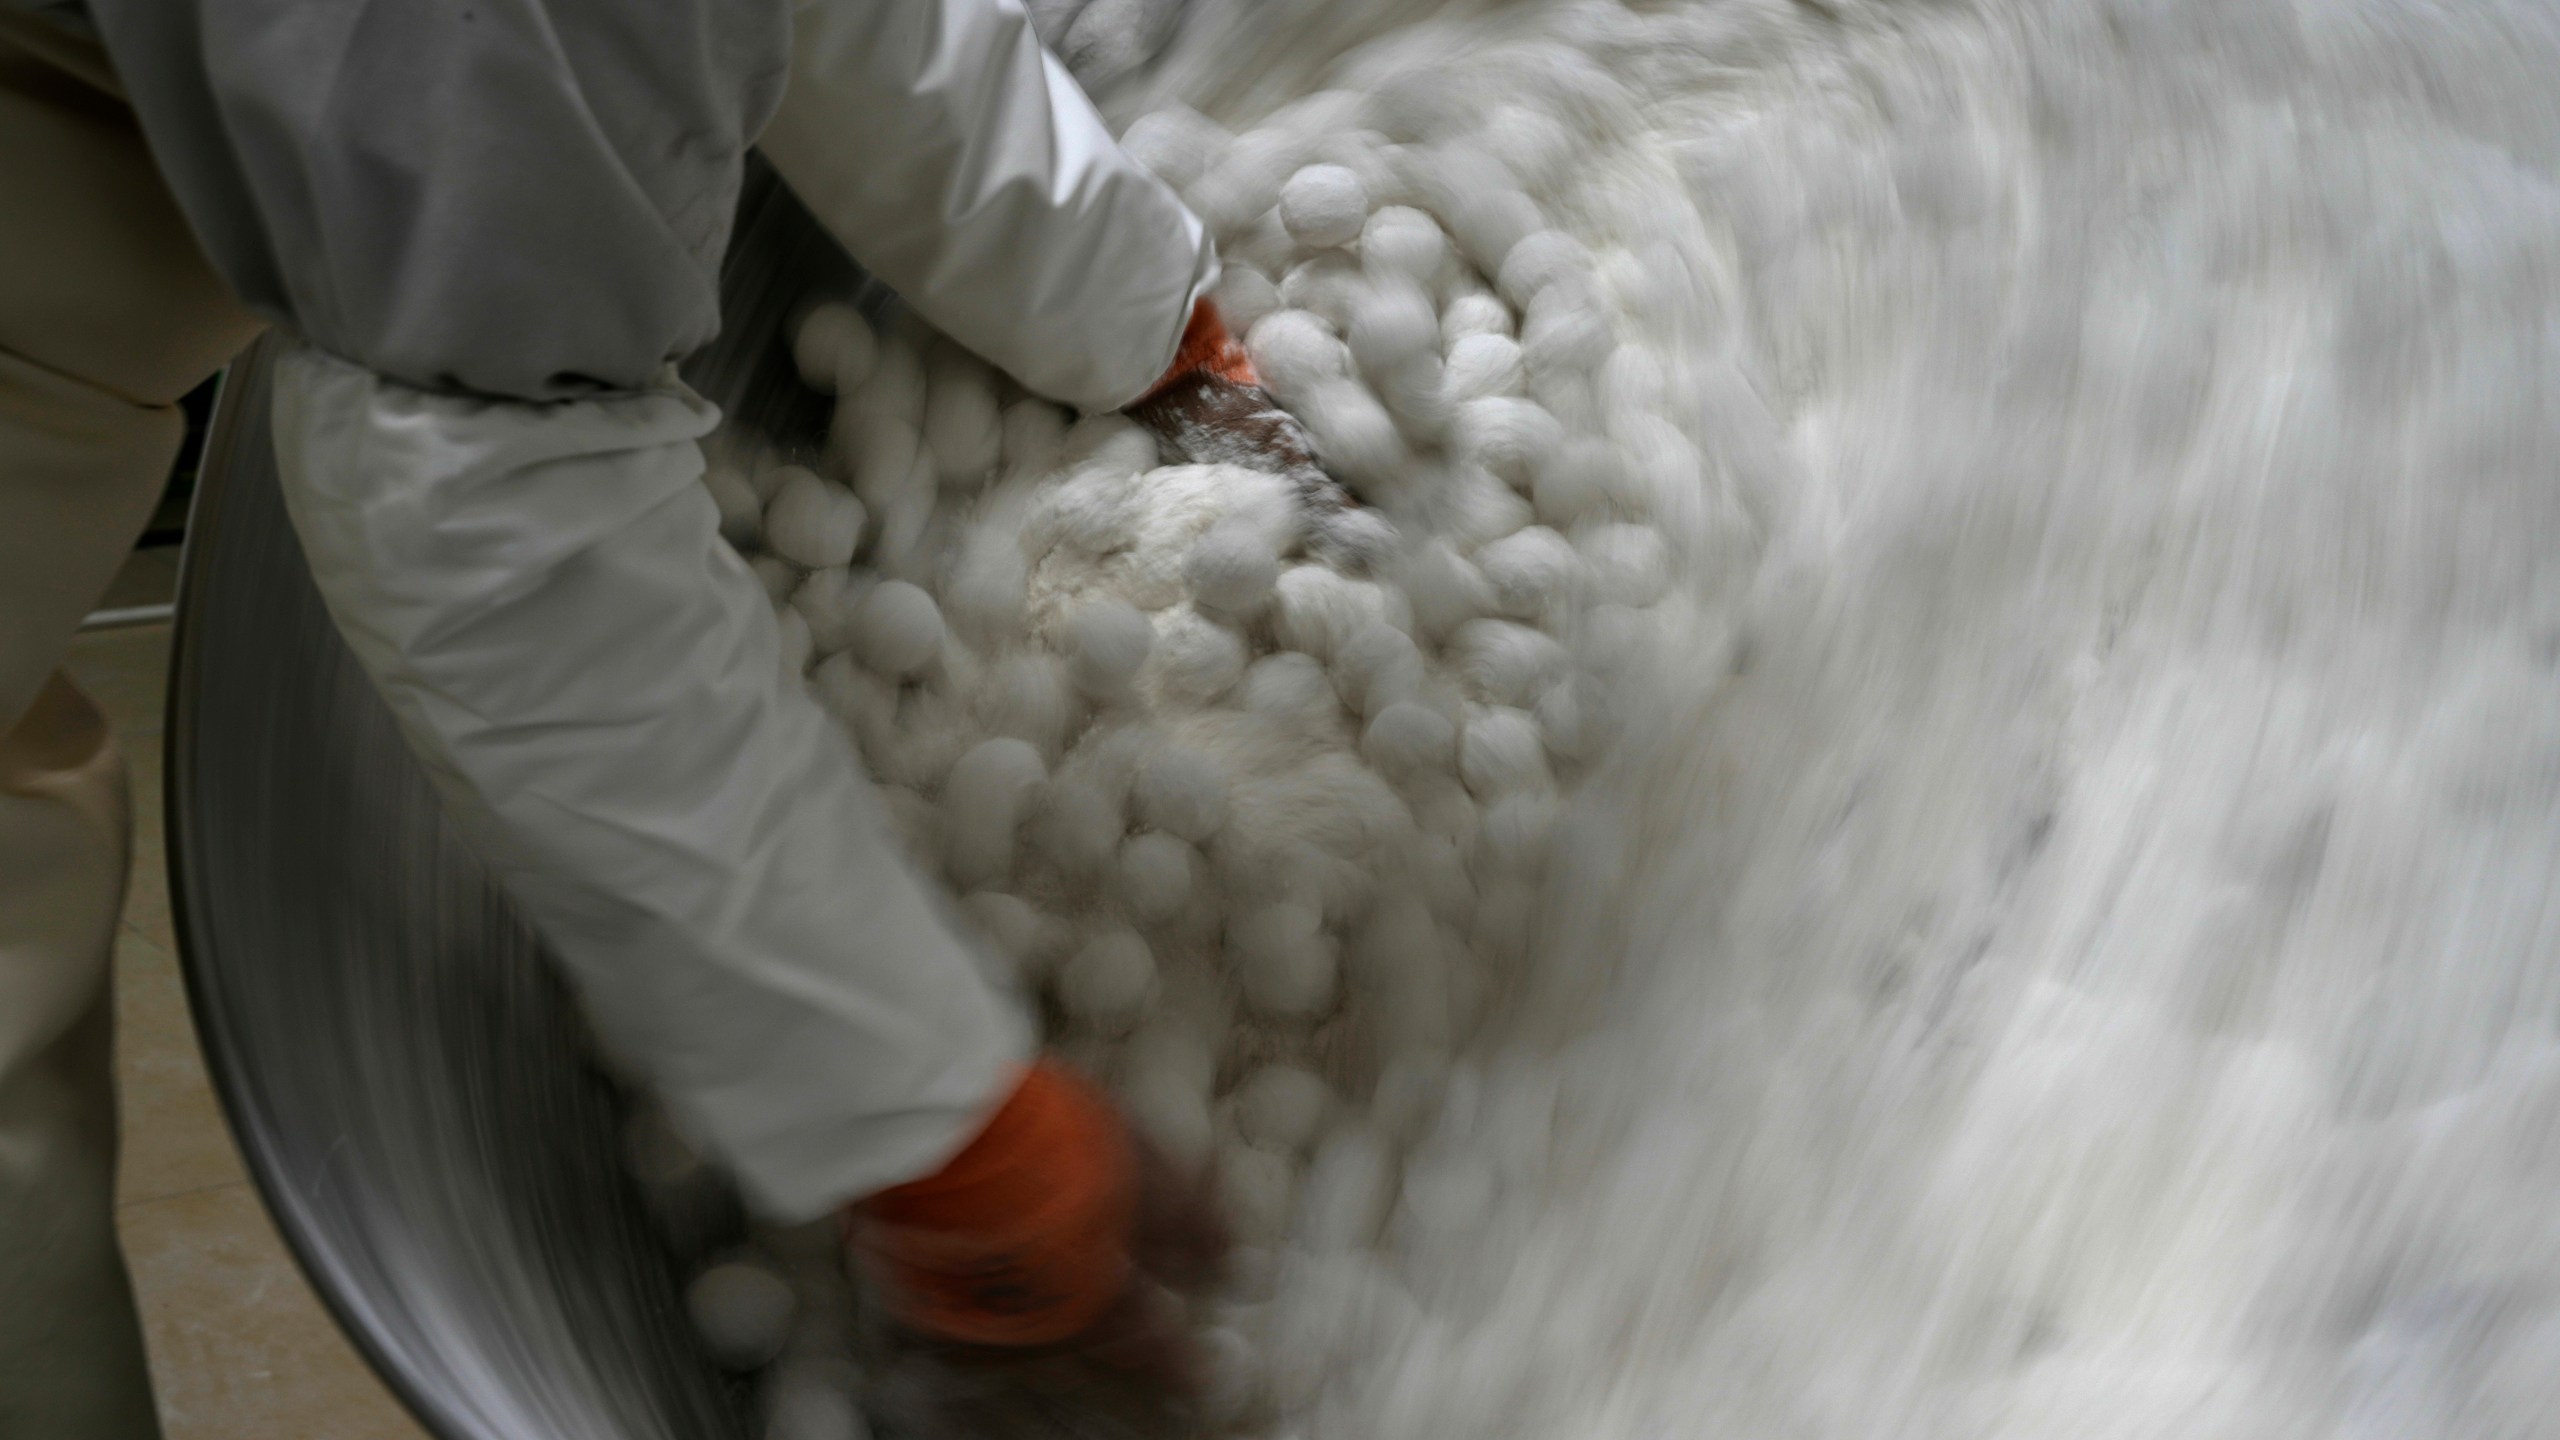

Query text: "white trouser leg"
[0, 14, 260, 1435]
[0, 675, 160, 1440]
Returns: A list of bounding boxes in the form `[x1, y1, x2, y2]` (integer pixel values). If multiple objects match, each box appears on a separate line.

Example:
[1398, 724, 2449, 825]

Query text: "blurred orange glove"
[850, 1059, 1137, 1348]
[1131, 299, 1317, 472]
[1132, 300, 1393, 569]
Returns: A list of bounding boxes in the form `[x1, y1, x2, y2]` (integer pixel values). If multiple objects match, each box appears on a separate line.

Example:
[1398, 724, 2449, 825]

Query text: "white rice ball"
[1459, 706, 1551, 800]
[1440, 289, 1514, 345]
[851, 580, 942, 677]
[687, 1260, 797, 1371]
[1458, 397, 1564, 488]
[1520, 282, 1615, 376]
[1186, 522, 1283, 617]
[943, 532, 1030, 647]
[1616, 414, 1705, 520]
[1360, 700, 1457, 779]
[840, 408, 922, 515]
[1535, 679, 1611, 764]
[1033, 474, 1141, 564]
[1218, 1140, 1299, 1244]
[867, 452, 941, 584]
[1246, 309, 1351, 402]
[1120, 105, 1228, 192]
[1578, 522, 1675, 606]
[942, 738, 1047, 888]
[999, 399, 1068, 481]
[1120, 1060, 1214, 1175]
[1439, 183, 1544, 276]
[1190, 126, 1304, 235]
[1330, 623, 1424, 718]
[703, 465, 763, 549]
[1233, 1064, 1332, 1152]
[1346, 278, 1440, 379]
[975, 654, 1077, 757]
[1279, 163, 1370, 248]
[1598, 344, 1668, 428]
[1272, 565, 1401, 661]
[1117, 831, 1198, 923]
[764, 468, 865, 570]
[1477, 790, 1562, 875]
[1297, 379, 1405, 487]
[1230, 901, 1339, 1020]
[762, 1360, 867, 1440]
[1122, 1020, 1218, 1094]
[1058, 927, 1158, 1035]
[1444, 332, 1527, 402]
[1481, 105, 1576, 194]
[790, 567, 868, 657]
[1531, 436, 1621, 525]
[1436, 463, 1535, 549]
[1213, 264, 1282, 333]
[1278, 254, 1366, 332]
[924, 353, 1002, 490]
[1067, 597, 1154, 701]
[1134, 747, 1230, 843]
[1368, 1051, 1450, 1145]
[1033, 777, 1123, 881]
[1296, 1124, 1394, 1253]
[1448, 618, 1569, 707]
[1145, 605, 1249, 704]
[1474, 525, 1583, 618]
[1360, 206, 1449, 286]
[774, 606, 814, 679]
[1496, 230, 1596, 310]
[1396, 540, 1495, 640]
[959, 890, 1064, 977]
[1307, 506, 1402, 576]
[809, 653, 891, 740]
[1372, 352, 1453, 439]
[1198, 1326, 1261, 1425]
[792, 303, 877, 396]
[1241, 652, 1339, 722]
[845, 335, 924, 427]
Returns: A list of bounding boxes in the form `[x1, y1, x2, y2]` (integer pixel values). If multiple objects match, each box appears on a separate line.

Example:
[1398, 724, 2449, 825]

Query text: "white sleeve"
[268, 344, 1032, 1222]
[759, 0, 1218, 412]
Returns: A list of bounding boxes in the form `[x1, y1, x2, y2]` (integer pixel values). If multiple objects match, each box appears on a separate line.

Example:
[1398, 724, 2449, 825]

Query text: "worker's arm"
[270, 348, 1033, 1221]
[764, 8, 1376, 563]
[82, 0, 1030, 1221]
[761, 0, 1217, 413]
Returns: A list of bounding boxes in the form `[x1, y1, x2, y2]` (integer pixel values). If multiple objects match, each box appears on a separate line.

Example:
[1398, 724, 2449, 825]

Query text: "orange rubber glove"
[849, 1059, 1138, 1348]
[1131, 300, 1317, 471]
[1131, 300, 1393, 569]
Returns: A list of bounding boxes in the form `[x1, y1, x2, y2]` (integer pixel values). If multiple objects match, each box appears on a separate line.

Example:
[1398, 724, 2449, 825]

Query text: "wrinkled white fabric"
[766, 0, 1217, 412]
[269, 345, 1031, 1221]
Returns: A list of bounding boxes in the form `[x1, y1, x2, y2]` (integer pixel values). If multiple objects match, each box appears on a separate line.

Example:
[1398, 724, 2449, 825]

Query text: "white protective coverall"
[0, 0, 1215, 1432]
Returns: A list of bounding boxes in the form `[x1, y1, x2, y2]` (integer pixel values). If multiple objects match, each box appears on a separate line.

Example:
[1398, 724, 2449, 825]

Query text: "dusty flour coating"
[668, 0, 2560, 1434]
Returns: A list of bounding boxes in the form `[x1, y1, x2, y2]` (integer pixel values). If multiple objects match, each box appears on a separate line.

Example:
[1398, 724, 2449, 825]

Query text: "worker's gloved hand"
[1131, 301, 1394, 571]
[850, 1059, 1230, 1437]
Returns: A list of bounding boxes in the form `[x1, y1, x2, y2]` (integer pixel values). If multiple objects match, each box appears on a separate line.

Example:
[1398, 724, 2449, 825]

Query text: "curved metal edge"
[163, 336, 491, 1440]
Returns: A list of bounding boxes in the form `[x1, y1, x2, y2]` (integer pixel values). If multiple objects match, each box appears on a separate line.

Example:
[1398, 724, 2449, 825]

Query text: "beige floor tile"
[119, 1184, 433, 1440]
[115, 929, 244, 1205]
[65, 623, 173, 738]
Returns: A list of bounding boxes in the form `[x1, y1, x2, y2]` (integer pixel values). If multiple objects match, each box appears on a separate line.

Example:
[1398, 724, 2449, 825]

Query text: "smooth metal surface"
[169, 163, 841, 1440]
[80, 602, 176, 631]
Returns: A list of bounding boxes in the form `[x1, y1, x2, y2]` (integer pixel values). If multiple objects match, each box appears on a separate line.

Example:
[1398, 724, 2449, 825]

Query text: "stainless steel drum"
[170, 163, 861, 1440]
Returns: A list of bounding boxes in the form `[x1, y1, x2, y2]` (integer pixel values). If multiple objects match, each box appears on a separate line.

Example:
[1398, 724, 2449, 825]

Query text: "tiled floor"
[66, 622, 431, 1440]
